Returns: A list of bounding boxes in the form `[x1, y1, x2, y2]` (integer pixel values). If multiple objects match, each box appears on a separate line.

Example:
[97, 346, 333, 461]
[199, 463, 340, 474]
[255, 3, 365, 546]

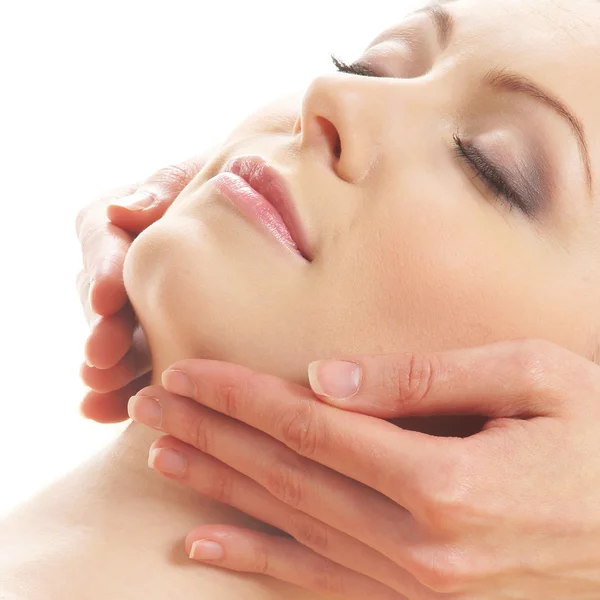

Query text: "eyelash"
[331, 54, 528, 215]
[451, 134, 526, 215]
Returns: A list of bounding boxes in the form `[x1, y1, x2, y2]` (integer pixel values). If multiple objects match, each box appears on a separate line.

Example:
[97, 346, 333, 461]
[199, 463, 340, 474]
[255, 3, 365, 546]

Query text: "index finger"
[161, 360, 463, 516]
[76, 186, 135, 315]
[308, 338, 585, 420]
[106, 152, 213, 233]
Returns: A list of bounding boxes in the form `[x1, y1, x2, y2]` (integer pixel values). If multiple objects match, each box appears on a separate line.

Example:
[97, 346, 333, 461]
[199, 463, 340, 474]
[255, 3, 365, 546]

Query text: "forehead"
[445, 0, 600, 199]
[445, 0, 600, 97]
[449, 0, 600, 45]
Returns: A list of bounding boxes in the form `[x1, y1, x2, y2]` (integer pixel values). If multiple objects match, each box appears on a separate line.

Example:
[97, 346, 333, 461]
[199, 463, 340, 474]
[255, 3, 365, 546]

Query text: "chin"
[122, 210, 314, 384]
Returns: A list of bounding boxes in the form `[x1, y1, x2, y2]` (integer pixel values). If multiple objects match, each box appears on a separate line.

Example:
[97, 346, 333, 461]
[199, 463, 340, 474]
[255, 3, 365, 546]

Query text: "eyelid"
[362, 24, 434, 78]
[365, 34, 424, 68]
[475, 131, 543, 206]
[469, 135, 544, 218]
[376, 27, 423, 53]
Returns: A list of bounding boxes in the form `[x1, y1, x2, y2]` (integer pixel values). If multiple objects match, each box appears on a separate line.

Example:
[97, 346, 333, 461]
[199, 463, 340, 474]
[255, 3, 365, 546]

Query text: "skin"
[124, 0, 600, 412]
[3, 0, 600, 598]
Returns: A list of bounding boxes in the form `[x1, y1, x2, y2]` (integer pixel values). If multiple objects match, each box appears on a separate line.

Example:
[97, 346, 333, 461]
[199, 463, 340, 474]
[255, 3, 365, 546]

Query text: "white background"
[0, 0, 420, 516]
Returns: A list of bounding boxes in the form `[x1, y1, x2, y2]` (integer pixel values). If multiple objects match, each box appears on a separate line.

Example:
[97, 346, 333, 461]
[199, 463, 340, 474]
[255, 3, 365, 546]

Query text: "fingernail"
[162, 369, 196, 398]
[189, 539, 224, 560]
[308, 360, 361, 400]
[109, 191, 157, 211]
[148, 447, 187, 477]
[128, 395, 163, 428]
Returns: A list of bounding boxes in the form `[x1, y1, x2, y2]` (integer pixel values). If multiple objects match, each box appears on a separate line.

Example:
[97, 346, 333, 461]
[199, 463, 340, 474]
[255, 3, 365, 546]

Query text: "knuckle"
[155, 163, 192, 189]
[277, 402, 320, 458]
[184, 409, 214, 456]
[411, 544, 472, 594]
[206, 469, 234, 505]
[252, 541, 271, 575]
[511, 338, 561, 403]
[212, 371, 261, 420]
[391, 352, 440, 409]
[78, 221, 102, 253]
[266, 460, 306, 510]
[213, 383, 241, 420]
[417, 457, 476, 534]
[310, 560, 345, 595]
[286, 512, 330, 554]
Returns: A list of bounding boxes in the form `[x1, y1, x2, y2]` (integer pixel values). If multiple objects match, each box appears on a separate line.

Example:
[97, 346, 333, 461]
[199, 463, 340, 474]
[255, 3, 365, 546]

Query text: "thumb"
[307, 339, 575, 419]
[106, 152, 211, 234]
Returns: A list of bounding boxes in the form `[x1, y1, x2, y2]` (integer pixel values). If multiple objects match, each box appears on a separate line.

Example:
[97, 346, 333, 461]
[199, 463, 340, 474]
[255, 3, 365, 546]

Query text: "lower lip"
[211, 172, 304, 259]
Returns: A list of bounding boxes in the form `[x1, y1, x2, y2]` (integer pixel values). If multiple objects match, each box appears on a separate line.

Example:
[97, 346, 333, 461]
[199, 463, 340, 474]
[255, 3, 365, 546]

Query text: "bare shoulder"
[0, 496, 96, 600]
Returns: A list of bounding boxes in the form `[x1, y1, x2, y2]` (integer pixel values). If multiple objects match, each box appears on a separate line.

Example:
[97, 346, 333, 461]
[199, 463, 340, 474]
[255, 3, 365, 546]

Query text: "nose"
[294, 73, 386, 185]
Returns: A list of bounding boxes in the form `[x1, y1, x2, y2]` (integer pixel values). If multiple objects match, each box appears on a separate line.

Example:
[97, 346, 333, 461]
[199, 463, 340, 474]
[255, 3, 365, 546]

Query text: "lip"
[211, 156, 312, 262]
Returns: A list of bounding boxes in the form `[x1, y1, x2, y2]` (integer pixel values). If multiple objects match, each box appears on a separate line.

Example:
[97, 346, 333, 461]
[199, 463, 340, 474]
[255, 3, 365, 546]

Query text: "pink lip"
[211, 156, 311, 262]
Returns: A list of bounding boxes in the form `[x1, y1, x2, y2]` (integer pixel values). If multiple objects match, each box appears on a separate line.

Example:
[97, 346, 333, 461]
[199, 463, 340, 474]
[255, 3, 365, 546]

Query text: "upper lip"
[222, 155, 312, 261]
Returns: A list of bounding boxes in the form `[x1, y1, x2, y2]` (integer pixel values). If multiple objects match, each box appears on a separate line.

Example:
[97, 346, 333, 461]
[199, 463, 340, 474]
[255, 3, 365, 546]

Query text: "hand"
[128, 339, 600, 599]
[75, 154, 209, 423]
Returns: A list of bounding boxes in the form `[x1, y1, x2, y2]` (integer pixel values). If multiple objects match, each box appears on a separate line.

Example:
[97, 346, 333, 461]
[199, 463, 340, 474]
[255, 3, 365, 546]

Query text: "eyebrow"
[484, 69, 592, 193]
[414, 2, 455, 48]
[412, 1, 593, 195]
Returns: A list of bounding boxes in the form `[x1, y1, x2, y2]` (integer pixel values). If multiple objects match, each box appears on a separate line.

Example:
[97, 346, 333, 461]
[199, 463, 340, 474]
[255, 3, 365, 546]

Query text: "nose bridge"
[298, 73, 430, 184]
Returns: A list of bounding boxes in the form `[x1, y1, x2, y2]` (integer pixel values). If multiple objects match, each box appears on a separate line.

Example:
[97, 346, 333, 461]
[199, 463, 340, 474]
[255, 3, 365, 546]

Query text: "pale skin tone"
[3, 0, 600, 598]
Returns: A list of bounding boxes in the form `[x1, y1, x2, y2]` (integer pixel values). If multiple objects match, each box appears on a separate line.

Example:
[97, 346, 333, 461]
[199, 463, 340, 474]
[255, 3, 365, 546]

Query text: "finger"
[130, 388, 419, 564]
[307, 338, 585, 419]
[81, 325, 151, 392]
[76, 200, 134, 317]
[75, 183, 137, 240]
[148, 436, 422, 598]
[84, 303, 136, 369]
[159, 360, 462, 519]
[76, 269, 94, 325]
[183, 525, 407, 600]
[106, 153, 210, 233]
[80, 371, 151, 423]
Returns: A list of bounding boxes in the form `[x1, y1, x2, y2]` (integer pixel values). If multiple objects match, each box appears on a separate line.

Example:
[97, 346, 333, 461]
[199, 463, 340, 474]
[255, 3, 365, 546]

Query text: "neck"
[90, 348, 278, 529]
[0, 364, 320, 600]
[98, 350, 194, 500]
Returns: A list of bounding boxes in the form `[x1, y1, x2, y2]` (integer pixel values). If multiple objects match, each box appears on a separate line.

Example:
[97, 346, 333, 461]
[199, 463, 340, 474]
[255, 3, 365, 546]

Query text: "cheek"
[314, 207, 542, 356]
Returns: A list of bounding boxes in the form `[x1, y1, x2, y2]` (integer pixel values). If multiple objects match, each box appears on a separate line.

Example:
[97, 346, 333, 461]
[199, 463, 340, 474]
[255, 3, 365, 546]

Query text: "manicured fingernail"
[162, 369, 196, 398]
[128, 395, 163, 428]
[109, 191, 157, 211]
[189, 539, 224, 560]
[148, 447, 187, 477]
[308, 360, 361, 400]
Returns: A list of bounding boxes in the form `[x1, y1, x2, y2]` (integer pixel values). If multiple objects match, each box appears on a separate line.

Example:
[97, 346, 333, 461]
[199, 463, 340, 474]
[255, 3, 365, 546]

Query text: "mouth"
[213, 155, 312, 262]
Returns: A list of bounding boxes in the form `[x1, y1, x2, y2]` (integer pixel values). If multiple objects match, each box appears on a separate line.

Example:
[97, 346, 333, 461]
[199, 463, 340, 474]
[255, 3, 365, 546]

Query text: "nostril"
[333, 133, 341, 159]
[315, 116, 341, 160]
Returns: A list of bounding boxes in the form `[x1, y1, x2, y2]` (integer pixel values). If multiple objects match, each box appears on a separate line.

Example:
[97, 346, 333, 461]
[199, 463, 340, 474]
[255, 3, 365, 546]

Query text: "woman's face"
[125, 0, 600, 385]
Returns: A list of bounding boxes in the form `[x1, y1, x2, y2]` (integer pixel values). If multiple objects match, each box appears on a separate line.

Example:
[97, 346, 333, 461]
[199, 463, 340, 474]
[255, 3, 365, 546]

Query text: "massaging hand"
[75, 155, 207, 423]
[129, 339, 600, 599]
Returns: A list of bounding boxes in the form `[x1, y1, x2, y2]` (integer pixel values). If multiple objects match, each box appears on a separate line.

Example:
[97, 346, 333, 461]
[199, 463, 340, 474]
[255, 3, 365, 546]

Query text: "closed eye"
[331, 55, 380, 78]
[331, 53, 535, 217]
